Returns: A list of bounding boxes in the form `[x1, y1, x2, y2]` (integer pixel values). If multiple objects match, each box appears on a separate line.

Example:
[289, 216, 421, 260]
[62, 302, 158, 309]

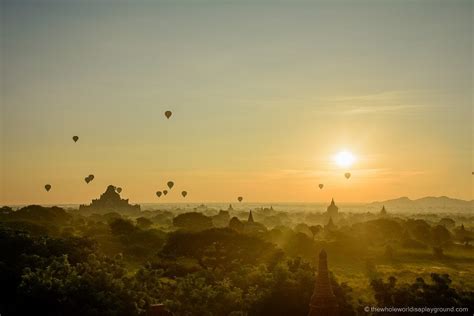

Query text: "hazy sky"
[1, 0, 472, 204]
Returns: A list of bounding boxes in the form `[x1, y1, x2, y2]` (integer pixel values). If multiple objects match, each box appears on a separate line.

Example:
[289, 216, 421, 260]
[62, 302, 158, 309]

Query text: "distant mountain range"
[367, 196, 473, 213]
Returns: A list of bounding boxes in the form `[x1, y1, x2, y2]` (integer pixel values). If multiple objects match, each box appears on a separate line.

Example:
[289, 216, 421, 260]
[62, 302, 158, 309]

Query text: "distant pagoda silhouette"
[248, 210, 254, 223]
[79, 185, 140, 214]
[325, 198, 339, 218]
[308, 249, 339, 316]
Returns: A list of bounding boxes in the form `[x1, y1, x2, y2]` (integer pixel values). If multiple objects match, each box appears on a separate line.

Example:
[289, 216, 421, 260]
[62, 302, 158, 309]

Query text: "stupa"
[325, 199, 339, 218]
[308, 249, 339, 316]
[248, 210, 254, 223]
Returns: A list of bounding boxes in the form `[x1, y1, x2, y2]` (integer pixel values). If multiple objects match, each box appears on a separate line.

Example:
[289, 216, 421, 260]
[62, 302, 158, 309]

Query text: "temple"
[231, 211, 266, 234]
[325, 217, 337, 231]
[248, 210, 254, 223]
[325, 199, 339, 218]
[212, 210, 231, 227]
[79, 185, 140, 214]
[308, 249, 339, 316]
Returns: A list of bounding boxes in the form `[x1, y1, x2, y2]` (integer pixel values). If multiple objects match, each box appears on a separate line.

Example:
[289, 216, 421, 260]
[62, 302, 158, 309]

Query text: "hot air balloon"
[165, 111, 172, 119]
[319, 184, 324, 189]
[116, 187, 122, 193]
[85, 174, 94, 184]
[72, 136, 79, 143]
[163, 190, 168, 196]
[45, 184, 51, 192]
[181, 191, 187, 198]
[156, 191, 162, 198]
[167, 181, 174, 189]
[345, 172, 351, 179]
[238, 196, 243, 202]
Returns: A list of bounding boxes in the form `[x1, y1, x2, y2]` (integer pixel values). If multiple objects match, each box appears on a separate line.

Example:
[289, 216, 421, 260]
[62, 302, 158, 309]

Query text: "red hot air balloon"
[165, 111, 172, 119]
[45, 184, 51, 192]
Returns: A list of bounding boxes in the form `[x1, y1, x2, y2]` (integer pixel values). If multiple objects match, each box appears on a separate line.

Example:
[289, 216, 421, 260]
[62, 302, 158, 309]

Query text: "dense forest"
[1, 204, 473, 315]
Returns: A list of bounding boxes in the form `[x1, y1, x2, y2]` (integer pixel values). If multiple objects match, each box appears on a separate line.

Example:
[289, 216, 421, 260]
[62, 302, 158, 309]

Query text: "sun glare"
[334, 150, 356, 168]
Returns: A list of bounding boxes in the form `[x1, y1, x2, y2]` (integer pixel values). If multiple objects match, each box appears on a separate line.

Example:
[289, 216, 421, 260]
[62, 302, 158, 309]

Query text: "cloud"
[319, 90, 440, 115]
[343, 104, 425, 114]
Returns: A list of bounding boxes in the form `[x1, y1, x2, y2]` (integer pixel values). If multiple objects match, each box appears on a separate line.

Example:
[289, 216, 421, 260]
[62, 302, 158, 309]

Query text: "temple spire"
[248, 210, 254, 223]
[308, 249, 339, 316]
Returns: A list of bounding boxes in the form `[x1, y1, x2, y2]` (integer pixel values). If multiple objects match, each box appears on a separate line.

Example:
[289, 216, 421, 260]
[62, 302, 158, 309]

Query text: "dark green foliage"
[454, 224, 474, 246]
[431, 225, 452, 246]
[173, 212, 213, 231]
[351, 219, 403, 245]
[406, 219, 432, 245]
[17, 255, 140, 316]
[1, 204, 473, 316]
[0, 226, 98, 315]
[136, 217, 153, 229]
[371, 274, 474, 309]
[3, 205, 72, 223]
[110, 218, 137, 235]
[109, 219, 166, 260]
[161, 228, 279, 270]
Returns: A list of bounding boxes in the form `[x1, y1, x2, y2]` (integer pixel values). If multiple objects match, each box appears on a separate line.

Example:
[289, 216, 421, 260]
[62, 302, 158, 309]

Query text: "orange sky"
[1, 1, 472, 205]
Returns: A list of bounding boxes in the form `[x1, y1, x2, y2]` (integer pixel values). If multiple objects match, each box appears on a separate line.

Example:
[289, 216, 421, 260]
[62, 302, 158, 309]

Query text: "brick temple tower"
[308, 249, 339, 316]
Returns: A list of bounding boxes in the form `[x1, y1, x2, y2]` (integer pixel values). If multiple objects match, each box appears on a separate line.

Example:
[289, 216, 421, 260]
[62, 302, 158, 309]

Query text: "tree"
[431, 224, 452, 255]
[384, 245, 394, 260]
[109, 218, 137, 235]
[136, 217, 153, 229]
[454, 224, 474, 246]
[439, 217, 455, 229]
[309, 225, 322, 240]
[371, 274, 474, 308]
[160, 228, 280, 271]
[173, 212, 213, 231]
[229, 217, 244, 233]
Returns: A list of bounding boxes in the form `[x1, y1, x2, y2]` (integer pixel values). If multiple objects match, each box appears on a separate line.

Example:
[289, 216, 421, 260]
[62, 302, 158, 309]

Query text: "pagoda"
[324, 217, 337, 231]
[79, 185, 140, 214]
[308, 249, 339, 316]
[325, 199, 339, 218]
[242, 210, 266, 233]
[248, 210, 254, 223]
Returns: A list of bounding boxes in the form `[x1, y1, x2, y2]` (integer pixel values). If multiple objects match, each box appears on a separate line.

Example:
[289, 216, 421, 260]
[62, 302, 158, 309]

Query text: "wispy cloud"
[344, 104, 425, 115]
[319, 90, 441, 115]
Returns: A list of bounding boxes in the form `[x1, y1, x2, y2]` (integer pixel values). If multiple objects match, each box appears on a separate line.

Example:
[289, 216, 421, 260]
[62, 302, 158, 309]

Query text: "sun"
[334, 150, 356, 168]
